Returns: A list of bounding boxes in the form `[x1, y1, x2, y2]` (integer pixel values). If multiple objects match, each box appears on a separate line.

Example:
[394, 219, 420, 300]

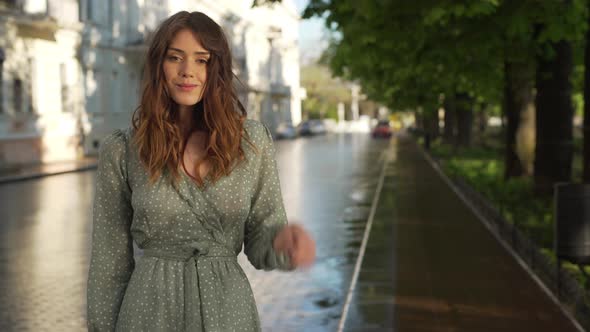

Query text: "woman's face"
[163, 29, 209, 108]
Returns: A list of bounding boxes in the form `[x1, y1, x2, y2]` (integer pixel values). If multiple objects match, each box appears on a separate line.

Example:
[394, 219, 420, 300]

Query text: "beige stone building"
[0, 0, 303, 168]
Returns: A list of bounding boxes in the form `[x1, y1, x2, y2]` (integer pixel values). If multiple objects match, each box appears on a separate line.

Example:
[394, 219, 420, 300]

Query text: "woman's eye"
[167, 55, 182, 62]
[197, 59, 208, 64]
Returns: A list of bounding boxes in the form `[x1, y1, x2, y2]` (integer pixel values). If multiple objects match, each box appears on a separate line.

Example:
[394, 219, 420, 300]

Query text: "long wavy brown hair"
[131, 11, 252, 187]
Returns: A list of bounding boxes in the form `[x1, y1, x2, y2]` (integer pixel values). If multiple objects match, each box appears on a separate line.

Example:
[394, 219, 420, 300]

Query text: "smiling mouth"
[176, 84, 198, 91]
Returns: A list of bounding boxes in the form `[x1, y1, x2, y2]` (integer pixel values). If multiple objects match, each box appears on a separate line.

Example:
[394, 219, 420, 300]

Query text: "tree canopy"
[302, 0, 587, 112]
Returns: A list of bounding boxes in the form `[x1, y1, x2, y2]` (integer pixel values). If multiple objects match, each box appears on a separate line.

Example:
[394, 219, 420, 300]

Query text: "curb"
[337, 149, 388, 332]
[0, 164, 98, 185]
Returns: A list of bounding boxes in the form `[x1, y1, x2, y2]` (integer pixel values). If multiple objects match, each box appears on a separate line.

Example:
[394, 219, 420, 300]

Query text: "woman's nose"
[179, 63, 195, 78]
[180, 69, 194, 78]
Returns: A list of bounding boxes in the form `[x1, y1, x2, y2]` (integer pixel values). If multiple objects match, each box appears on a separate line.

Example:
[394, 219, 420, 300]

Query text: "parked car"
[310, 120, 327, 135]
[297, 120, 314, 136]
[275, 122, 297, 139]
[298, 120, 327, 136]
[371, 120, 393, 138]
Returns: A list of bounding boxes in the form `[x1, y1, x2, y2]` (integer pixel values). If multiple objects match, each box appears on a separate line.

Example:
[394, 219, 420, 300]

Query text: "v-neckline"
[179, 167, 213, 192]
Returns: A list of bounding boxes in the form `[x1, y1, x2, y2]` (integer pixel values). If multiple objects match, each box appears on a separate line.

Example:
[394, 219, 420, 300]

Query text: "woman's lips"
[176, 84, 198, 92]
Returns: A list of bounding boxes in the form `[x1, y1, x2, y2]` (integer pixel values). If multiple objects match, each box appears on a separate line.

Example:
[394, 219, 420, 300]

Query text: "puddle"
[350, 189, 372, 204]
[314, 297, 339, 308]
[345, 222, 366, 232]
[342, 206, 370, 223]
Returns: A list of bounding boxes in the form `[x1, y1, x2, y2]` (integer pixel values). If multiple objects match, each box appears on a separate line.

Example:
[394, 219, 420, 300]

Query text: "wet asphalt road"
[0, 132, 389, 331]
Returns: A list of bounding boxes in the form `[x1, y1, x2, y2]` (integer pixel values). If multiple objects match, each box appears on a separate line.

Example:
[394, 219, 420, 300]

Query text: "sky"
[293, 0, 328, 64]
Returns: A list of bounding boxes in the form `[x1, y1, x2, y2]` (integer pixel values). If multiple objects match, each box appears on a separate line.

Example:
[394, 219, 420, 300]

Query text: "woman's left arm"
[243, 123, 294, 271]
[243, 123, 315, 271]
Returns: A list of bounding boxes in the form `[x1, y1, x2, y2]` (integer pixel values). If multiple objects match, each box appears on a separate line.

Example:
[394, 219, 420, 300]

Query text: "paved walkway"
[343, 135, 581, 331]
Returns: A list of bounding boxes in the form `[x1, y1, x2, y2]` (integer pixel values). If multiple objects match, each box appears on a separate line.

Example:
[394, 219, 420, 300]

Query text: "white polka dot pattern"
[87, 119, 292, 331]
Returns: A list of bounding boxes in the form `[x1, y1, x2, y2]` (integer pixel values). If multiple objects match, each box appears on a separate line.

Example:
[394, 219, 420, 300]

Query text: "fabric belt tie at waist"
[142, 243, 237, 331]
[143, 245, 236, 261]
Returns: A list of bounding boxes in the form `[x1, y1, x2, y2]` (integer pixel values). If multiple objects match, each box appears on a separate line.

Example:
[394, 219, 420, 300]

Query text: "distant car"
[371, 120, 393, 138]
[310, 120, 327, 135]
[276, 122, 297, 139]
[297, 120, 314, 136]
[298, 120, 327, 136]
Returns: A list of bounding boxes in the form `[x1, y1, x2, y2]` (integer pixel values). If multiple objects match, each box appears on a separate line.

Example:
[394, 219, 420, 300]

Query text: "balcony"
[270, 83, 290, 97]
[0, 0, 81, 34]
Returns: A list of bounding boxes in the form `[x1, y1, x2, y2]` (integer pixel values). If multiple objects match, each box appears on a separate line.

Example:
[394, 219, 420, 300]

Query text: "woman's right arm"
[87, 130, 135, 331]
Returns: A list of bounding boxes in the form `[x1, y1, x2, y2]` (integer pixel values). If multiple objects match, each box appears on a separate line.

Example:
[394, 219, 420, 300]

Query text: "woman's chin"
[174, 99, 202, 107]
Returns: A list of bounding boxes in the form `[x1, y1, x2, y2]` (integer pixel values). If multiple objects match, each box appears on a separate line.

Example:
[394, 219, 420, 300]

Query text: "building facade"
[0, 0, 84, 165]
[0, 0, 302, 167]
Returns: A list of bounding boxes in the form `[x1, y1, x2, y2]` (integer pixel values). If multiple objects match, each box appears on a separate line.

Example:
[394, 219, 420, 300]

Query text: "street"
[0, 132, 389, 331]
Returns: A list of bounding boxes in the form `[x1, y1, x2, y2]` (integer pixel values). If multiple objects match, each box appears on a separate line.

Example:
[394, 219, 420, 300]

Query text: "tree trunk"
[504, 59, 535, 179]
[478, 102, 488, 137]
[421, 108, 437, 150]
[415, 110, 424, 132]
[455, 92, 473, 147]
[428, 108, 440, 139]
[516, 101, 536, 176]
[443, 93, 456, 144]
[534, 38, 574, 195]
[584, 5, 590, 182]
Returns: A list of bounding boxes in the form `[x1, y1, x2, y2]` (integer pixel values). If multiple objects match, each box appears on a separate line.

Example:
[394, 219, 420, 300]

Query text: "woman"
[87, 11, 316, 331]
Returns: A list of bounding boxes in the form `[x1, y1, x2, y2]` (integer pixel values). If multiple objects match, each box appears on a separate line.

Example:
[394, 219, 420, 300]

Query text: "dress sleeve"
[87, 129, 135, 331]
[243, 123, 294, 271]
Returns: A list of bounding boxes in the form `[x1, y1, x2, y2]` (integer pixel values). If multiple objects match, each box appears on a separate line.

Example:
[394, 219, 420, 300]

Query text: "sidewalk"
[342, 135, 581, 331]
[0, 158, 97, 184]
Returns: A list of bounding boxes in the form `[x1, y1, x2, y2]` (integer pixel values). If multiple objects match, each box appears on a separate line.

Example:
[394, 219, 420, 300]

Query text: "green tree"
[302, 0, 587, 191]
[532, 0, 586, 193]
[300, 63, 351, 120]
[303, 1, 503, 147]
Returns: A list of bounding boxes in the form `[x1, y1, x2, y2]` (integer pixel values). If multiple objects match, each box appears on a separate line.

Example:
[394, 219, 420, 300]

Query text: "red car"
[371, 120, 393, 138]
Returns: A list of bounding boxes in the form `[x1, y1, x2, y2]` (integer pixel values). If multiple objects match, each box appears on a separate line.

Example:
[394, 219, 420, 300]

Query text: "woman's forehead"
[168, 29, 209, 54]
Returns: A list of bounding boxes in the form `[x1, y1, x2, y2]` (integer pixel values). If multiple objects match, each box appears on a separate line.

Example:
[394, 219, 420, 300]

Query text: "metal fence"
[452, 177, 590, 330]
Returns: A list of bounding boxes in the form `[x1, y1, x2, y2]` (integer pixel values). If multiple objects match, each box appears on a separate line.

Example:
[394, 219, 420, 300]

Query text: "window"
[0, 49, 4, 114]
[78, 0, 83, 20]
[86, 0, 92, 21]
[27, 58, 35, 113]
[108, 0, 113, 28]
[60, 63, 71, 112]
[84, 69, 96, 112]
[13, 78, 22, 113]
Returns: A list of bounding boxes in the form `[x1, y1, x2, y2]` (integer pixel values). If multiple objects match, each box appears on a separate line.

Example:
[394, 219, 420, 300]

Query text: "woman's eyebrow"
[168, 47, 210, 56]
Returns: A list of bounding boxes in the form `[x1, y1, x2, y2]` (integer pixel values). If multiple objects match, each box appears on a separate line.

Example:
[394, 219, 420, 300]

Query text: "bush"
[430, 141, 553, 249]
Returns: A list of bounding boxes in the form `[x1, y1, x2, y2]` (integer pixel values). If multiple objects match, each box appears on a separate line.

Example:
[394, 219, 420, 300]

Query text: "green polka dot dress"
[87, 119, 293, 331]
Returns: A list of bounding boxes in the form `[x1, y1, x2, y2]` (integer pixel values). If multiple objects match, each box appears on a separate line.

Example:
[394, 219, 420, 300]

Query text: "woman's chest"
[129, 163, 253, 232]
[182, 132, 210, 179]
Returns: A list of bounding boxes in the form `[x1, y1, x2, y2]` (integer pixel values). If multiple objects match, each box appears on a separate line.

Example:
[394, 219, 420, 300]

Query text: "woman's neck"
[178, 105, 194, 137]
[177, 102, 206, 137]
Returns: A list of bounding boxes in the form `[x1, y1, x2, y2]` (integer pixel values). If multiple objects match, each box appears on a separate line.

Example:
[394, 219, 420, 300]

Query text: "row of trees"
[301, 63, 351, 120]
[293, 0, 589, 196]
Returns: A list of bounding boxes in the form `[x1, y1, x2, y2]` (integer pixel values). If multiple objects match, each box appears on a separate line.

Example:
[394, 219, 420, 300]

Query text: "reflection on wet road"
[242, 133, 388, 331]
[0, 171, 94, 330]
[0, 132, 389, 331]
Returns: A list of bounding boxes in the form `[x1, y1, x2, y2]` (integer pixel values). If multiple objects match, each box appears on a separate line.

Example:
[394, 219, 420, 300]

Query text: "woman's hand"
[273, 224, 316, 269]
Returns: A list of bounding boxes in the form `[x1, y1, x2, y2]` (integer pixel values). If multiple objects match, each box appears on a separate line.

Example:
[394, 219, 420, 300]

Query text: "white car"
[276, 122, 297, 139]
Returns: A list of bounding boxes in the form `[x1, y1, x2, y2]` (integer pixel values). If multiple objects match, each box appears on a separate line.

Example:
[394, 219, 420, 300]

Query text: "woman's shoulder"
[243, 118, 264, 135]
[243, 119, 272, 144]
[99, 127, 132, 160]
